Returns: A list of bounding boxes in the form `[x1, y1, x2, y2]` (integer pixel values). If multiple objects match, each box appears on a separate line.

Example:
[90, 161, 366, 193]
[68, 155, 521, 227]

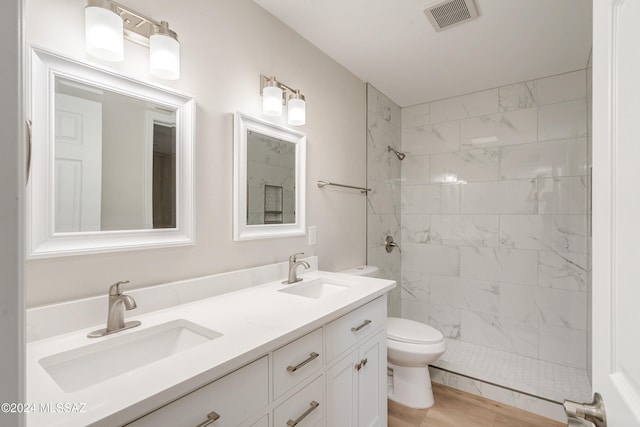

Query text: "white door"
[591, 0, 640, 425]
[54, 93, 102, 232]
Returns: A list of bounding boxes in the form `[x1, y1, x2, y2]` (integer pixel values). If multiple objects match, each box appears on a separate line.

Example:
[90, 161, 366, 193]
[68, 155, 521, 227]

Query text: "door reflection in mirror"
[54, 76, 177, 233]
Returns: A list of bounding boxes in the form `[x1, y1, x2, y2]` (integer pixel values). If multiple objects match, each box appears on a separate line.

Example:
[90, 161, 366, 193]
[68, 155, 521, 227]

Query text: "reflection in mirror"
[234, 112, 306, 241]
[247, 130, 296, 225]
[28, 47, 194, 258]
[54, 76, 177, 232]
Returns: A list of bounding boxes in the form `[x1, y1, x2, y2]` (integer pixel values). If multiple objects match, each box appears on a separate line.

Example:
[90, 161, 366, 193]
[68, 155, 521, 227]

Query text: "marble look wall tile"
[367, 179, 401, 215]
[499, 215, 587, 253]
[402, 243, 460, 276]
[368, 120, 401, 181]
[539, 325, 586, 369]
[367, 84, 401, 129]
[500, 284, 538, 324]
[401, 214, 431, 244]
[367, 213, 401, 249]
[402, 299, 431, 324]
[535, 70, 586, 106]
[538, 177, 587, 214]
[401, 102, 430, 128]
[461, 180, 537, 214]
[428, 303, 462, 339]
[430, 148, 500, 184]
[430, 215, 499, 247]
[401, 270, 430, 304]
[402, 184, 460, 214]
[401, 154, 430, 185]
[499, 81, 536, 111]
[500, 138, 588, 179]
[430, 89, 499, 124]
[538, 100, 587, 142]
[535, 287, 587, 331]
[460, 311, 538, 358]
[538, 250, 588, 291]
[460, 108, 538, 148]
[431, 275, 499, 316]
[402, 120, 460, 155]
[460, 247, 538, 286]
[500, 318, 540, 359]
[368, 245, 401, 317]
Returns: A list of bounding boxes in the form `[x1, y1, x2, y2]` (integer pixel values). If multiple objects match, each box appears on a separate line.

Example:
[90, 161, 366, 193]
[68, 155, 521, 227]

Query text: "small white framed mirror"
[233, 112, 306, 240]
[27, 47, 195, 258]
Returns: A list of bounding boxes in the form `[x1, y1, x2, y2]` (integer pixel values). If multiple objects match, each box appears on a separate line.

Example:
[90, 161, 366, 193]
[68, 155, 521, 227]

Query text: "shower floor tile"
[431, 339, 592, 403]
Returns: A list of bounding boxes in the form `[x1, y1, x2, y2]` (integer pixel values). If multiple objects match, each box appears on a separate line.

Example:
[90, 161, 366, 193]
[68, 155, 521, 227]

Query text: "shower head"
[387, 146, 406, 161]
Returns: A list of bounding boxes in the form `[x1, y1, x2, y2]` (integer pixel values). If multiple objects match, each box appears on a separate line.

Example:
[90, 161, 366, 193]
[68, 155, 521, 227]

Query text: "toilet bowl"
[387, 317, 446, 408]
[340, 266, 447, 409]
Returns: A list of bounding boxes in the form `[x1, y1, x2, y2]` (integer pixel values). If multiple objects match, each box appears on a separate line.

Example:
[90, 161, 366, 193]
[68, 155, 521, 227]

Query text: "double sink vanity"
[24, 46, 391, 426]
[26, 258, 395, 426]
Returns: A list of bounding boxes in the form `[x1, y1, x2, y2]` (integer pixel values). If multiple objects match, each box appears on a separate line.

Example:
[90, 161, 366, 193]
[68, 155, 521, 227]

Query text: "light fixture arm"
[87, 0, 178, 47]
[260, 75, 304, 103]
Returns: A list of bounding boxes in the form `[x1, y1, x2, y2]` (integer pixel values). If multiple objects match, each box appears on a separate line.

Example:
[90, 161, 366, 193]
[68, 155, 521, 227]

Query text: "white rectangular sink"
[278, 277, 352, 299]
[39, 319, 222, 393]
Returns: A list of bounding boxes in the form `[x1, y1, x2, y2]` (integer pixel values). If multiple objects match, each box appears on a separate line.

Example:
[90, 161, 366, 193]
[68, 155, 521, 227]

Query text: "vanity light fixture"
[84, 0, 180, 80]
[260, 75, 306, 126]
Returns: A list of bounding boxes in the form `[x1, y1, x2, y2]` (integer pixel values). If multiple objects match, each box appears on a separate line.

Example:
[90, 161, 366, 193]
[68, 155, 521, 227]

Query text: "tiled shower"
[366, 69, 592, 405]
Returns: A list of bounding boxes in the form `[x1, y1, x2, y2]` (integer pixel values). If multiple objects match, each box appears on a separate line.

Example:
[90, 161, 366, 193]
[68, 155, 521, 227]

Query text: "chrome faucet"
[284, 252, 310, 284]
[87, 281, 141, 338]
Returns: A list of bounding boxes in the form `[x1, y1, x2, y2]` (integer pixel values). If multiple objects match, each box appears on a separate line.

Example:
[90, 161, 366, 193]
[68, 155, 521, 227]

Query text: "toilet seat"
[387, 317, 443, 344]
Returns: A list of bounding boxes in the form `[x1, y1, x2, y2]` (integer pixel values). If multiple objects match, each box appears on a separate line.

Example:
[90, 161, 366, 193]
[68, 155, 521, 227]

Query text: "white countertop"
[26, 270, 395, 426]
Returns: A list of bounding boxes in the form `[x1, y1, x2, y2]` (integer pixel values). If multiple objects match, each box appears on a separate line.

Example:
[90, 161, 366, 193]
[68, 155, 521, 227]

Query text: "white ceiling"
[253, 0, 592, 107]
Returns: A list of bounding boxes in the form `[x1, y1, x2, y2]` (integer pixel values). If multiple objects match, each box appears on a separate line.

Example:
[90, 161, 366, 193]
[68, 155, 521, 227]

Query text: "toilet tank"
[340, 265, 380, 278]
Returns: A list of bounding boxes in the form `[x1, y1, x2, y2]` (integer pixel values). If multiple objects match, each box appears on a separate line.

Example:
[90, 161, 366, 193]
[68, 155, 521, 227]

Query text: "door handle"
[563, 393, 606, 427]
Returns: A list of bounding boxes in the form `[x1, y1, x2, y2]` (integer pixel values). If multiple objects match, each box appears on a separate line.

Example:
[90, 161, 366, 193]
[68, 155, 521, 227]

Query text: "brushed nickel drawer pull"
[351, 319, 372, 332]
[287, 352, 320, 373]
[287, 400, 320, 426]
[195, 411, 220, 427]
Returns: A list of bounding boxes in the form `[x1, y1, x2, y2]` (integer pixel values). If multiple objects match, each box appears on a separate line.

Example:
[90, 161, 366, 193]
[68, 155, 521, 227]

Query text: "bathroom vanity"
[26, 260, 395, 426]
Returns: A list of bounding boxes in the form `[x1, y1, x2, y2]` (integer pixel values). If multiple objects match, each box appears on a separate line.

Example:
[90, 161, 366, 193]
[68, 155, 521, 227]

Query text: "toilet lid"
[387, 317, 444, 344]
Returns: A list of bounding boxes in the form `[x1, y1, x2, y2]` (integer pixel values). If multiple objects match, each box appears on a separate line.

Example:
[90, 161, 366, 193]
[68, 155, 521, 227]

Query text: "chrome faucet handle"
[108, 280, 131, 296]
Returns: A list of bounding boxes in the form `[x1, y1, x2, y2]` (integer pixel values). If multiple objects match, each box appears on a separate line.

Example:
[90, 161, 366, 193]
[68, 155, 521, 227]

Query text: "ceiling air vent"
[423, 0, 479, 32]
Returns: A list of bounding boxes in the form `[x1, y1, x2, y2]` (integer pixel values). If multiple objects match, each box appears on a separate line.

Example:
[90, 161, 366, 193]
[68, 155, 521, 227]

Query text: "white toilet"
[341, 265, 447, 409]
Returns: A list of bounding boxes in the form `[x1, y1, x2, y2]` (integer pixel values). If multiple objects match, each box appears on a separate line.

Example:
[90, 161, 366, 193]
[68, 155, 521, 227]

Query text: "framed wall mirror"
[234, 112, 306, 240]
[27, 47, 195, 258]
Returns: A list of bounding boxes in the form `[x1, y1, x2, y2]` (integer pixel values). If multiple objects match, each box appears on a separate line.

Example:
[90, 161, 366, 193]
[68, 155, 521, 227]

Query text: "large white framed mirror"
[234, 112, 306, 240]
[27, 47, 195, 258]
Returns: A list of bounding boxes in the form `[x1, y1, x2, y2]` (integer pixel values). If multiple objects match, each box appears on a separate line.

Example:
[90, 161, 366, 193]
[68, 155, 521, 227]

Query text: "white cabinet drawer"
[274, 375, 323, 427]
[273, 328, 323, 399]
[325, 296, 386, 362]
[127, 356, 268, 427]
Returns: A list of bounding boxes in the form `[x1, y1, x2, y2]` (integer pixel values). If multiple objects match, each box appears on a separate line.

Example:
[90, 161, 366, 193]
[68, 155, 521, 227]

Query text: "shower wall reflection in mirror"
[246, 130, 296, 225]
[54, 76, 177, 232]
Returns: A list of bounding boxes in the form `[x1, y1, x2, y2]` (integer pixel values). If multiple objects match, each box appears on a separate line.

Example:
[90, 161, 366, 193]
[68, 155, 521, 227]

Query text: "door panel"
[592, 0, 640, 424]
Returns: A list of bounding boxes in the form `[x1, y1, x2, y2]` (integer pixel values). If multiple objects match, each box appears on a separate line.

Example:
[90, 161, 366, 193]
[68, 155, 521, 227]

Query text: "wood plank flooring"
[388, 383, 566, 427]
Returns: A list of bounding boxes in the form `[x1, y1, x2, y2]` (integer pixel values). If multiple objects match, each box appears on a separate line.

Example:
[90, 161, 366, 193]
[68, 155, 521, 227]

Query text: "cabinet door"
[357, 332, 386, 427]
[325, 350, 358, 427]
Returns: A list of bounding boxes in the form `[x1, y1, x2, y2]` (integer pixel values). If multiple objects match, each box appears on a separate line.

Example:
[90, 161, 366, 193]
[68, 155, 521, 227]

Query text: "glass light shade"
[150, 33, 181, 80]
[85, 6, 124, 61]
[287, 97, 306, 126]
[262, 85, 283, 117]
